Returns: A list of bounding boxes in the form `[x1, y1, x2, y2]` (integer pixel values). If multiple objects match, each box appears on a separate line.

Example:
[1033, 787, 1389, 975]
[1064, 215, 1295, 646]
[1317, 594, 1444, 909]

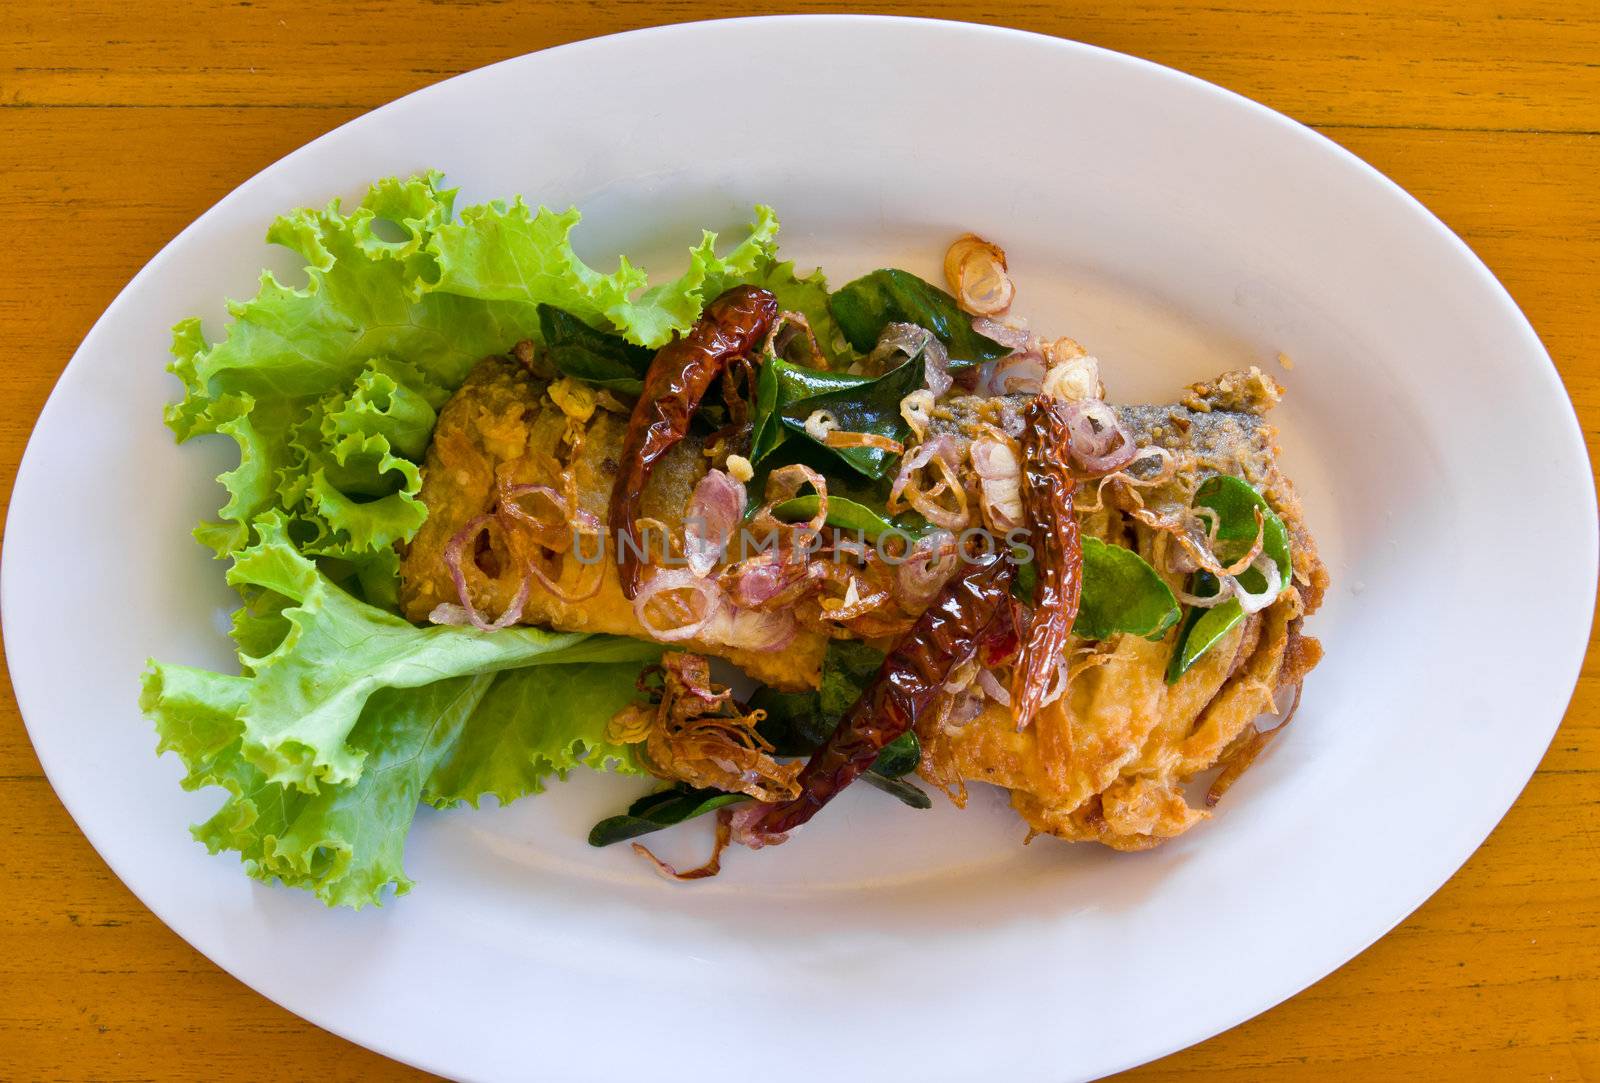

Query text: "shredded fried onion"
[497, 476, 605, 604]
[1134, 503, 1265, 580]
[969, 436, 1024, 531]
[977, 351, 1046, 397]
[813, 562, 891, 623]
[866, 323, 944, 393]
[632, 569, 721, 642]
[683, 468, 747, 578]
[889, 435, 969, 531]
[1057, 399, 1138, 475]
[894, 529, 959, 612]
[970, 315, 1032, 350]
[1040, 354, 1102, 403]
[1231, 551, 1285, 615]
[932, 689, 987, 733]
[823, 430, 904, 455]
[435, 514, 530, 631]
[976, 667, 1011, 706]
[615, 653, 803, 804]
[633, 807, 735, 881]
[762, 310, 828, 370]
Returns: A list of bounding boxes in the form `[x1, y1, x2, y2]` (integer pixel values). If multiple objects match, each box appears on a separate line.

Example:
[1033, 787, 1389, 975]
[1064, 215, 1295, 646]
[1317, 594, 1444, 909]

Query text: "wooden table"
[2, 2, 1596, 1078]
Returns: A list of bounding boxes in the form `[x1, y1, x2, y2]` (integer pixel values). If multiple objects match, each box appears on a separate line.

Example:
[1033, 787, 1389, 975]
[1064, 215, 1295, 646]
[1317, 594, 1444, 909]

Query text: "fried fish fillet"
[398, 354, 829, 690]
[403, 351, 1323, 849]
[919, 367, 1327, 849]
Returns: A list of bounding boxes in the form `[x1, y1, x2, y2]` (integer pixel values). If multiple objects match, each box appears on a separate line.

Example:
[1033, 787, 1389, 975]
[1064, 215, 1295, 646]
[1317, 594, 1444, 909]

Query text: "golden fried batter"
[403, 354, 1323, 852]
[919, 370, 1327, 851]
[398, 354, 829, 690]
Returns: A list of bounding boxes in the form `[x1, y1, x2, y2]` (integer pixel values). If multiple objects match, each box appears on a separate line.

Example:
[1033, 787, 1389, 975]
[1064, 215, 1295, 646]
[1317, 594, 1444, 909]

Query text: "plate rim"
[5, 15, 1595, 1080]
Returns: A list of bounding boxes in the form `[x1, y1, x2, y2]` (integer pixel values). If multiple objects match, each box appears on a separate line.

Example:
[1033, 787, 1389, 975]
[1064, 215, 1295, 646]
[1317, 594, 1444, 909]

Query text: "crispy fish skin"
[398, 354, 828, 690]
[919, 368, 1327, 851]
[1116, 365, 1328, 613]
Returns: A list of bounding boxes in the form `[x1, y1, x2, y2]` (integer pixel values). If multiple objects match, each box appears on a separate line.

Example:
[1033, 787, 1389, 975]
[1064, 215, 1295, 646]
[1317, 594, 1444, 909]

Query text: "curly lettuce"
[147, 174, 840, 907]
[141, 523, 659, 907]
[168, 172, 795, 585]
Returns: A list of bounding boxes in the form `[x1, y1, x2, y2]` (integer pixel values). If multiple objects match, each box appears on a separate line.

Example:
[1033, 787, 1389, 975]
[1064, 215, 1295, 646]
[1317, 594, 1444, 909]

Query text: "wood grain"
[1, 2, 1596, 1079]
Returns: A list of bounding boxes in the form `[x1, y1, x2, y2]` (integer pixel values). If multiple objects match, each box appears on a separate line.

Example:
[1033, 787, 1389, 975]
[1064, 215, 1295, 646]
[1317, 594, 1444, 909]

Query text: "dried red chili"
[608, 285, 778, 598]
[1012, 396, 1084, 731]
[977, 592, 1022, 667]
[737, 550, 1015, 842]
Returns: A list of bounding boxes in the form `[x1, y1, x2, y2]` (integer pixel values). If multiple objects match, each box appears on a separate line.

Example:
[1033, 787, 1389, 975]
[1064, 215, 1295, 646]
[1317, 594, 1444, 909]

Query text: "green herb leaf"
[752, 641, 924, 794]
[1194, 474, 1292, 573]
[1013, 539, 1177, 640]
[828, 268, 1010, 362]
[1013, 552, 1039, 603]
[1165, 575, 1245, 683]
[818, 640, 886, 717]
[771, 494, 881, 536]
[587, 785, 747, 848]
[1075, 537, 1182, 640]
[777, 355, 926, 479]
[749, 359, 873, 464]
[860, 772, 933, 809]
[537, 303, 652, 393]
[769, 494, 929, 541]
[1167, 476, 1293, 683]
[871, 732, 922, 779]
[747, 686, 830, 756]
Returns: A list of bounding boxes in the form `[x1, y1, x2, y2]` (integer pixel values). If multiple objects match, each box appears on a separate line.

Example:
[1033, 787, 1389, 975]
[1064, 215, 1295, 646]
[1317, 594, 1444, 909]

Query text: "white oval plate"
[5, 16, 1593, 1082]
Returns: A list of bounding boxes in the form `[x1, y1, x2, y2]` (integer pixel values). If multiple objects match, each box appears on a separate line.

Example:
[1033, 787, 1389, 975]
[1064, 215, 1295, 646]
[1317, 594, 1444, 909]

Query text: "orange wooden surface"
[2, 2, 1597, 1079]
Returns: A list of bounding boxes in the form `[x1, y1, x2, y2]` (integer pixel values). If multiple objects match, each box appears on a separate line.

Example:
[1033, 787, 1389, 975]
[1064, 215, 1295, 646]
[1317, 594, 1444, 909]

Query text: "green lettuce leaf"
[140, 521, 661, 907]
[179, 674, 492, 908]
[426, 199, 780, 349]
[147, 175, 821, 907]
[745, 257, 851, 364]
[167, 173, 791, 588]
[143, 660, 655, 908]
[424, 662, 649, 809]
[145, 515, 658, 794]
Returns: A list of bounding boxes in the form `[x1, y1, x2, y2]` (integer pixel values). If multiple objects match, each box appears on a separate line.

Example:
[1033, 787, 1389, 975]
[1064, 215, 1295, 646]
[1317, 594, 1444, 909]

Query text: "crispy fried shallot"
[945, 233, 1016, 316]
[609, 653, 802, 804]
[889, 435, 970, 531]
[632, 807, 735, 882]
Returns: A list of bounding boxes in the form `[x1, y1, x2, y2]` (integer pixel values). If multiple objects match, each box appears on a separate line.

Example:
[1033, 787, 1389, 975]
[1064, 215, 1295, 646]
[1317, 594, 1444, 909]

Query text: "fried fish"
[398, 353, 830, 690]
